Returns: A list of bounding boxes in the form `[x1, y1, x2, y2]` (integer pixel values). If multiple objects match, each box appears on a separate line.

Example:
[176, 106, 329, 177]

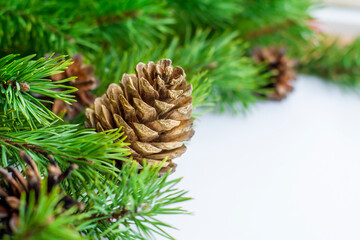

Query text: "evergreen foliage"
[94, 30, 269, 112]
[300, 37, 360, 88]
[0, 54, 190, 239]
[2, 0, 356, 239]
[9, 161, 189, 240]
[238, 0, 314, 55]
[0, 0, 316, 112]
[0, 54, 75, 129]
[79, 162, 190, 240]
[166, 0, 243, 30]
[12, 186, 87, 240]
[0, 0, 173, 55]
[0, 125, 128, 188]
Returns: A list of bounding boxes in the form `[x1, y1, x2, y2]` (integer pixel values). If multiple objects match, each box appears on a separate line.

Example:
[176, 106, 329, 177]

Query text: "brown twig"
[245, 20, 295, 39]
[91, 207, 130, 223]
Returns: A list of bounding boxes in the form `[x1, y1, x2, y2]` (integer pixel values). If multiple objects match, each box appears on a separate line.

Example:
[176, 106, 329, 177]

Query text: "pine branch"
[0, 54, 76, 130]
[0, 124, 129, 191]
[79, 161, 190, 240]
[11, 186, 88, 240]
[0, 0, 174, 56]
[300, 37, 360, 88]
[188, 71, 214, 114]
[238, 0, 315, 57]
[0, 152, 87, 240]
[0, 148, 191, 240]
[165, 0, 243, 29]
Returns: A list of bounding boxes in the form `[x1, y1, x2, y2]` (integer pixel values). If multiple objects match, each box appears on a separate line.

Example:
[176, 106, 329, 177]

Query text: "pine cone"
[0, 151, 82, 235]
[86, 59, 194, 174]
[252, 47, 297, 101]
[48, 54, 99, 119]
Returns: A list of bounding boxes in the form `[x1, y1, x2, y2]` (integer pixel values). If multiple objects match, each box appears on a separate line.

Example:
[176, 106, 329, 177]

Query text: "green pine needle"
[79, 161, 191, 240]
[10, 185, 88, 240]
[0, 54, 76, 129]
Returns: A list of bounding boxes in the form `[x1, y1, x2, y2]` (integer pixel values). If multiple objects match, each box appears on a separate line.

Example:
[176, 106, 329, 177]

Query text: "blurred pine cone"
[0, 151, 82, 235]
[252, 47, 297, 101]
[86, 59, 194, 174]
[48, 54, 99, 119]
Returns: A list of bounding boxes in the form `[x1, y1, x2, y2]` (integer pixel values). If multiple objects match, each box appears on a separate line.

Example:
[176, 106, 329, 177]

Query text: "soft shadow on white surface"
[160, 75, 360, 240]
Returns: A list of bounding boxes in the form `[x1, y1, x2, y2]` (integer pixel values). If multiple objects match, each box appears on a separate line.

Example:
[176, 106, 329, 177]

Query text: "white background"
[159, 6, 360, 240]
[161, 76, 360, 240]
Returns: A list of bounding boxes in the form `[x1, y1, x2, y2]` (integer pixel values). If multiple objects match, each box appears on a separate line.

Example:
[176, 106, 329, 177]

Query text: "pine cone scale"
[133, 98, 157, 122]
[5, 197, 20, 211]
[9, 213, 18, 232]
[132, 142, 162, 155]
[146, 119, 180, 132]
[138, 76, 158, 103]
[151, 141, 184, 150]
[0, 206, 8, 218]
[7, 167, 28, 192]
[158, 119, 194, 141]
[133, 123, 159, 141]
[146, 145, 187, 160]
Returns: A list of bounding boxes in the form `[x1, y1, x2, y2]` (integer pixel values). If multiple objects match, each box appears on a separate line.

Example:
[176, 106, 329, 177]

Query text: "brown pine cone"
[0, 151, 82, 235]
[252, 47, 297, 101]
[86, 59, 194, 175]
[48, 54, 99, 119]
